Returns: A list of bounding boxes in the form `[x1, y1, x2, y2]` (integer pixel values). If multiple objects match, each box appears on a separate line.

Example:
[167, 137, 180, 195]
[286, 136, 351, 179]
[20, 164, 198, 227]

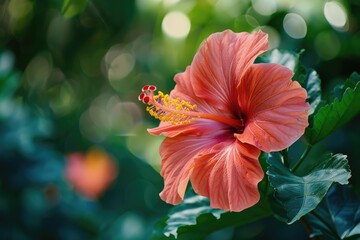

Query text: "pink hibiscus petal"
[191, 140, 263, 212]
[236, 63, 310, 152]
[158, 133, 227, 204]
[148, 66, 227, 138]
[190, 30, 268, 113]
[172, 66, 220, 114]
[148, 119, 227, 137]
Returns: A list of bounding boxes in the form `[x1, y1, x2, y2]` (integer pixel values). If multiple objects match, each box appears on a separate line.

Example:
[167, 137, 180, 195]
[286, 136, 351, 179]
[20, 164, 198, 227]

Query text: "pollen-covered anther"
[139, 85, 245, 128]
[139, 85, 197, 125]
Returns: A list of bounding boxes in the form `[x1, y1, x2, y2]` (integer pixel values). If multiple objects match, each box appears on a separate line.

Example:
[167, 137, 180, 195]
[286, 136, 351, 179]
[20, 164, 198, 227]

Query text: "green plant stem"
[291, 145, 312, 172]
[262, 175, 270, 197]
[280, 149, 289, 168]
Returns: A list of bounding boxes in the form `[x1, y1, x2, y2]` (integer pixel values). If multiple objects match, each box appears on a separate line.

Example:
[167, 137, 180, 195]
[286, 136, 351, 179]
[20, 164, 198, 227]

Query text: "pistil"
[139, 85, 244, 129]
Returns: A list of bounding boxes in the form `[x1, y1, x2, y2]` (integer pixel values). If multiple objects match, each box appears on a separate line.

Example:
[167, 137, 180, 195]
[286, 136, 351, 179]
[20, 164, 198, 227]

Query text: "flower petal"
[191, 140, 263, 212]
[148, 66, 228, 138]
[190, 30, 268, 113]
[148, 119, 226, 137]
[172, 66, 218, 114]
[159, 134, 225, 204]
[236, 63, 309, 152]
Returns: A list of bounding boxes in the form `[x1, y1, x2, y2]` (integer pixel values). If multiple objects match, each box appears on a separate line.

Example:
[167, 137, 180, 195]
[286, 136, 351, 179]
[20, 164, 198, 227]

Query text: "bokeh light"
[161, 11, 191, 39]
[23, 52, 52, 90]
[251, 0, 277, 16]
[163, 0, 180, 8]
[283, 13, 307, 39]
[258, 26, 280, 49]
[126, 125, 163, 171]
[314, 31, 341, 60]
[136, 0, 161, 12]
[324, 1, 348, 31]
[7, 0, 33, 33]
[108, 53, 135, 81]
[80, 94, 142, 142]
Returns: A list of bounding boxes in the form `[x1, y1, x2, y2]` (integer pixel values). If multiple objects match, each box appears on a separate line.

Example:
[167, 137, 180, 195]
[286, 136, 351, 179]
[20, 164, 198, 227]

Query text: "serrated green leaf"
[266, 153, 351, 224]
[305, 72, 360, 144]
[152, 192, 271, 239]
[332, 72, 359, 100]
[62, 0, 88, 18]
[306, 185, 360, 240]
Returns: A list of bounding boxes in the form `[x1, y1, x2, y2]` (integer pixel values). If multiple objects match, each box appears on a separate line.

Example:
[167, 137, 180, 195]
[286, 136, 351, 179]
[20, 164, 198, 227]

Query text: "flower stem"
[280, 149, 289, 168]
[291, 145, 312, 172]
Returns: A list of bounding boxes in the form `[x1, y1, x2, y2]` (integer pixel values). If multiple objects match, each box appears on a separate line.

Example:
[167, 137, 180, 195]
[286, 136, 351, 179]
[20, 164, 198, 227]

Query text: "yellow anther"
[146, 91, 197, 125]
[141, 87, 244, 129]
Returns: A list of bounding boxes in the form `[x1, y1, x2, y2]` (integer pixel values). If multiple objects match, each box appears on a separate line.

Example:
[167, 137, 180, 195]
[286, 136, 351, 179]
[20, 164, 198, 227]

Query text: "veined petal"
[148, 119, 226, 137]
[148, 66, 231, 138]
[191, 140, 263, 212]
[172, 66, 218, 114]
[236, 63, 309, 152]
[190, 30, 268, 113]
[158, 134, 227, 204]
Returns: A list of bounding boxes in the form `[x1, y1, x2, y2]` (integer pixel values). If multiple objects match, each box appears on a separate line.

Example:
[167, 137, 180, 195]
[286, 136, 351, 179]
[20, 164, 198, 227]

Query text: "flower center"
[139, 85, 244, 130]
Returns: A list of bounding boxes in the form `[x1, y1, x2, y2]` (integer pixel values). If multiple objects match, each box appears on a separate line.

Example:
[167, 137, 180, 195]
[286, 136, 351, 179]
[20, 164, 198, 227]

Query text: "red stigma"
[142, 85, 150, 92]
[143, 96, 150, 104]
[138, 93, 146, 101]
[142, 85, 157, 92]
[140, 85, 157, 104]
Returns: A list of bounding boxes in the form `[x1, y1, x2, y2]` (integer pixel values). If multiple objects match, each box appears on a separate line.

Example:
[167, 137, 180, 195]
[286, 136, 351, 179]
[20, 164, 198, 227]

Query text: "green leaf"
[62, 0, 88, 18]
[164, 194, 224, 238]
[306, 185, 360, 240]
[257, 49, 302, 74]
[266, 152, 351, 224]
[152, 192, 271, 239]
[305, 72, 360, 144]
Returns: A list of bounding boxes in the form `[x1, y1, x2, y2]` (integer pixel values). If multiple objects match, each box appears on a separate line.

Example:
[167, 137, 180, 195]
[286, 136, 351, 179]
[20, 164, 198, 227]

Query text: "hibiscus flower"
[139, 30, 309, 212]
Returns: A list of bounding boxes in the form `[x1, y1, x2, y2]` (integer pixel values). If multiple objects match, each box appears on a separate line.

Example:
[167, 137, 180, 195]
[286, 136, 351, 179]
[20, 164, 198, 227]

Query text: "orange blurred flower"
[65, 148, 118, 199]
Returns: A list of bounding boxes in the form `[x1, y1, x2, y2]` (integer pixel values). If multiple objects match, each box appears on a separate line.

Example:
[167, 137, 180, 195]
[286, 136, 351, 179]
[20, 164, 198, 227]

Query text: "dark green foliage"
[266, 153, 351, 224]
[305, 73, 360, 144]
[153, 191, 271, 239]
[306, 185, 360, 240]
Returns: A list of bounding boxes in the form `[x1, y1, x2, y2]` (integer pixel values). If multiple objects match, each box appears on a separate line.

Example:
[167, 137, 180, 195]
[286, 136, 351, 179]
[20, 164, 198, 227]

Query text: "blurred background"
[0, 0, 359, 239]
